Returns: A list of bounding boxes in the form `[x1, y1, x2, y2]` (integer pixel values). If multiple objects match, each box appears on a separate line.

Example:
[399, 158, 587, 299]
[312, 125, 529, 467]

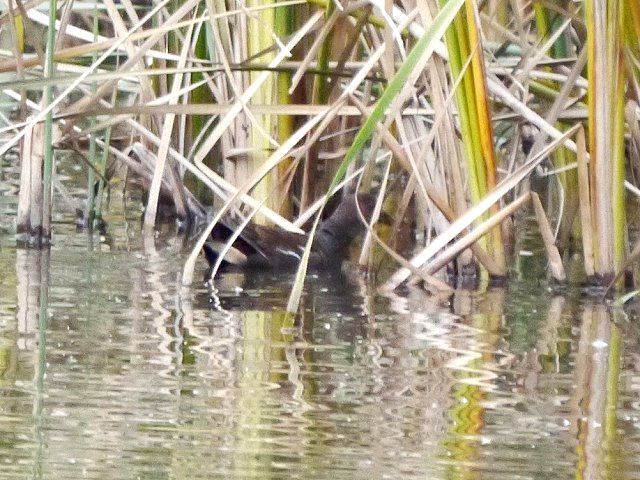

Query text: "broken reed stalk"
[530, 192, 566, 282]
[16, 123, 39, 240]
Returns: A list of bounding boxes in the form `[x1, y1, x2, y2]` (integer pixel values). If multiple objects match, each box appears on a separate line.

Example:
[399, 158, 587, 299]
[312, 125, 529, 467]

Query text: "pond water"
[2, 159, 640, 479]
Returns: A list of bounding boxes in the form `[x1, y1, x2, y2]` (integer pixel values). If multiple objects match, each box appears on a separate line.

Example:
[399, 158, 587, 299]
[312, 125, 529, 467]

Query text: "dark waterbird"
[203, 192, 387, 278]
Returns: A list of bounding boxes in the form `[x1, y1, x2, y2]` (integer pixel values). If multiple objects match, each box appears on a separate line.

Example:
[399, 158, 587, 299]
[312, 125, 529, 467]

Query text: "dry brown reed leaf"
[391, 2, 579, 153]
[381, 124, 581, 291]
[355, 181, 455, 294]
[360, 38, 503, 276]
[530, 192, 566, 282]
[143, 10, 199, 229]
[208, 2, 280, 150]
[182, 104, 333, 285]
[83, 94, 300, 232]
[424, 192, 531, 279]
[59, 103, 436, 118]
[0, 0, 172, 158]
[0, 1, 304, 74]
[513, 17, 574, 87]
[63, 0, 200, 118]
[103, 0, 155, 104]
[188, 11, 322, 176]
[289, 9, 340, 94]
[527, 48, 588, 158]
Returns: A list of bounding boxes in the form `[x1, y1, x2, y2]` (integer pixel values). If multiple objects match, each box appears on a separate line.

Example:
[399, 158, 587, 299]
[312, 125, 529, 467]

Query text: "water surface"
[1, 160, 640, 479]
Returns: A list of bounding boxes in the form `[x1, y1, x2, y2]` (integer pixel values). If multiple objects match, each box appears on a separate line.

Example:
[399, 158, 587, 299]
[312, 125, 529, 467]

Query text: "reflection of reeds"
[12, 247, 51, 474]
[570, 304, 622, 480]
[586, 0, 626, 284]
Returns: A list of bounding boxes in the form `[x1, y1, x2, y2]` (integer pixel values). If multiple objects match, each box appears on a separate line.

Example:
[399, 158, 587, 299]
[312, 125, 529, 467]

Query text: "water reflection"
[1, 232, 640, 479]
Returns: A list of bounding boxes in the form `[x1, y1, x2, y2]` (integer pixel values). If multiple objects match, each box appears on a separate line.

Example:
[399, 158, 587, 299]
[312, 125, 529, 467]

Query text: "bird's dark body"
[203, 193, 382, 278]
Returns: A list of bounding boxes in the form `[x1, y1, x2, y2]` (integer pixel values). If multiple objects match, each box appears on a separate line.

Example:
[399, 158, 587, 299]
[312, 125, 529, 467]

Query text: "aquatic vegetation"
[2, 0, 640, 302]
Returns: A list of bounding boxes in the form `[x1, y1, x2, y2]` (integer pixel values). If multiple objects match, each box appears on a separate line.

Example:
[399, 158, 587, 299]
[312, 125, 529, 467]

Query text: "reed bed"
[2, 0, 640, 308]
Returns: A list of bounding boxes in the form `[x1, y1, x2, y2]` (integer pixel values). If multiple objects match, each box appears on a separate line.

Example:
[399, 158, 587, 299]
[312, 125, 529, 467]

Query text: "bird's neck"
[314, 216, 360, 257]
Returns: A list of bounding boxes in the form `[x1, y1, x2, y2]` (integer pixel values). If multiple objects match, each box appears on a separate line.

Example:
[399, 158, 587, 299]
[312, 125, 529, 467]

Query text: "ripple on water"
[3, 157, 640, 478]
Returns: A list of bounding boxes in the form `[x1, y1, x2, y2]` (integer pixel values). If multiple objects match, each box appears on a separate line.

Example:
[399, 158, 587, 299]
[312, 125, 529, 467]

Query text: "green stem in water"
[42, 0, 58, 240]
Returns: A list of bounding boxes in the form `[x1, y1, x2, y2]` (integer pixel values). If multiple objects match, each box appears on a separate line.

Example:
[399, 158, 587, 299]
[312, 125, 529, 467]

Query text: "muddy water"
[2, 160, 640, 479]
